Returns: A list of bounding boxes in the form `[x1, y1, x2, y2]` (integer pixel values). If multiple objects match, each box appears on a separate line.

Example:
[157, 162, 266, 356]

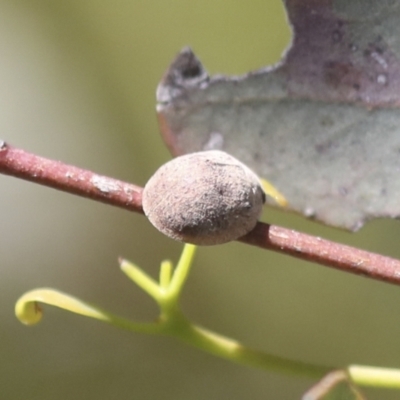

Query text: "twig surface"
[2, 142, 400, 285]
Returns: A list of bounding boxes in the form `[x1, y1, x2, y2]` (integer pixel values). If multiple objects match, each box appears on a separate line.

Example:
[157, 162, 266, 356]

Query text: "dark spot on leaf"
[172, 48, 204, 79]
[324, 61, 362, 92]
[332, 29, 343, 43]
[181, 60, 203, 79]
[320, 116, 334, 127]
[315, 140, 333, 154]
[159, 47, 208, 91]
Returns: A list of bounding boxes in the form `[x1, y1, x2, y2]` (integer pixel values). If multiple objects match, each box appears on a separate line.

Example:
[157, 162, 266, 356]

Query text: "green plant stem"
[168, 244, 196, 297]
[166, 315, 332, 378]
[348, 365, 400, 389]
[93, 310, 160, 335]
[15, 244, 400, 390]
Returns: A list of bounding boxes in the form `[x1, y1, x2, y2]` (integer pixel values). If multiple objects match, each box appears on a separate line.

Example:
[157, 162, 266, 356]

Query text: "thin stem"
[2, 142, 400, 286]
[0, 142, 143, 213]
[168, 244, 197, 297]
[16, 286, 332, 379]
[348, 365, 400, 389]
[119, 258, 162, 301]
[175, 322, 332, 379]
[15, 288, 159, 334]
[160, 260, 173, 289]
[96, 311, 160, 335]
[15, 246, 400, 391]
[240, 223, 400, 286]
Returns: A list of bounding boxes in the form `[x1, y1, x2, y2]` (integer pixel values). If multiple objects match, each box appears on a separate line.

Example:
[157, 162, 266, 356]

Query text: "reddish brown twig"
[0, 141, 143, 213]
[240, 224, 400, 285]
[1, 141, 400, 286]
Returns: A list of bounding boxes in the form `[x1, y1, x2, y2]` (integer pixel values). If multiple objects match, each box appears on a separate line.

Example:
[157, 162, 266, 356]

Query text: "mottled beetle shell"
[142, 150, 265, 245]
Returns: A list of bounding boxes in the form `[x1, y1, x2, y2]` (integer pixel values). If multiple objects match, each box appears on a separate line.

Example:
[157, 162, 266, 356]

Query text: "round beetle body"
[142, 150, 265, 245]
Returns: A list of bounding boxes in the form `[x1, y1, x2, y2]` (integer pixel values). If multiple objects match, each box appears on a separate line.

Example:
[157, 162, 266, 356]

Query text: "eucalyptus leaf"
[156, 0, 400, 230]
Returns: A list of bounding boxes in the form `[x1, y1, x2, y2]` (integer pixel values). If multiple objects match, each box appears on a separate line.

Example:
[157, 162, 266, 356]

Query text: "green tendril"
[15, 244, 400, 391]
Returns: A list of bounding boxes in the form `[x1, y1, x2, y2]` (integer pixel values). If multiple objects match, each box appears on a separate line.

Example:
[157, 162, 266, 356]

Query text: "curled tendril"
[15, 295, 43, 325]
[15, 289, 111, 325]
[14, 245, 198, 332]
[14, 244, 400, 392]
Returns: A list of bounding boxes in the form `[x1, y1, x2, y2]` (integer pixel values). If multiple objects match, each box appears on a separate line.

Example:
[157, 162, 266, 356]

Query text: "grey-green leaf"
[156, 0, 400, 230]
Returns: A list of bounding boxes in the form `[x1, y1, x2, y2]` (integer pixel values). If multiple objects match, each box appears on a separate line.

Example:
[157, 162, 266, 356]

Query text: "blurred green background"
[1, 1, 400, 399]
